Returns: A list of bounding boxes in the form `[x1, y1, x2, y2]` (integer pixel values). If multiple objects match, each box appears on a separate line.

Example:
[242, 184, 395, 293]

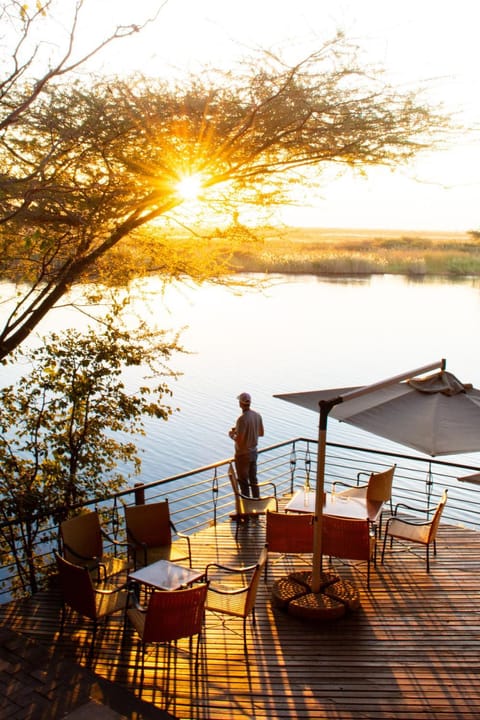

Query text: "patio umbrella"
[274, 358, 480, 592]
[277, 362, 480, 457]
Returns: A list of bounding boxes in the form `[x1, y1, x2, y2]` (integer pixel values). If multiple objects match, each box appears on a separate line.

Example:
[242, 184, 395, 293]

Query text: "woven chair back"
[55, 552, 97, 619]
[244, 546, 268, 617]
[266, 511, 314, 554]
[322, 515, 373, 562]
[60, 511, 103, 564]
[142, 584, 208, 643]
[427, 489, 448, 544]
[366, 465, 396, 503]
[124, 500, 172, 548]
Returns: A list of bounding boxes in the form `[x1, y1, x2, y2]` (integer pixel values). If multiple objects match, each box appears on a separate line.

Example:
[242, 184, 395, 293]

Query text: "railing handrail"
[0, 436, 309, 532]
[2, 435, 477, 533]
[1, 436, 480, 603]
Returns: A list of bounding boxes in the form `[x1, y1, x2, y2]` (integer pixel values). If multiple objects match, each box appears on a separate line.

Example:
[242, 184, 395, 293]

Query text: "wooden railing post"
[134, 483, 145, 505]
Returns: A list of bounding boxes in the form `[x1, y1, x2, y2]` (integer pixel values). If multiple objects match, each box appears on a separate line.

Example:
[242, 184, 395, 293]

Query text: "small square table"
[128, 559, 204, 591]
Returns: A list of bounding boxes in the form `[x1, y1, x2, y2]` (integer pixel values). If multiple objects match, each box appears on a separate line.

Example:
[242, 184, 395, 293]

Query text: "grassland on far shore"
[229, 226, 480, 277]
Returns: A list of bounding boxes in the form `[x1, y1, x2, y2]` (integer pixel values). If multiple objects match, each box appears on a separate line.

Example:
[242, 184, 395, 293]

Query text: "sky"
[59, 0, 480, 232]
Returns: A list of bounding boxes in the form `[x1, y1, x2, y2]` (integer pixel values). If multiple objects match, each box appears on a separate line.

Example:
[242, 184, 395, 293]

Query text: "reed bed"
[229, 227, 480, 277]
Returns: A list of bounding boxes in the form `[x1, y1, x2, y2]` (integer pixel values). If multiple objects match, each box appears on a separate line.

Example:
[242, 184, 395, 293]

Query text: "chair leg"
[381, 532, 388, 564]
[242, 617, 248, 654]
[139, 643, 146, 695]
[91, 619, 98, 646]
[377, 513, 383, 539]
[59, 601, 66, 635]
[194, 631, 201, 670]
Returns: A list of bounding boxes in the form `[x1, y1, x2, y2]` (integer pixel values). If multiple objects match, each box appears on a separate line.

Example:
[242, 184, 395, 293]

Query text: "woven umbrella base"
[324, 578, 361, 612]
[271, 570, 360, 621]
[289, 591, 346, 621]
[288, 570, 340, 590]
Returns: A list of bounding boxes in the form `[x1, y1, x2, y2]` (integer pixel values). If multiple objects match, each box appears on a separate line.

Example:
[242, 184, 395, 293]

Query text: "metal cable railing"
[0, 437, 479, 603]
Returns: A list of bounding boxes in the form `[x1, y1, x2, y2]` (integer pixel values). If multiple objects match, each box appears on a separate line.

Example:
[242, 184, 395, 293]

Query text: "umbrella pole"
[282, 358, 447, 595]
[311, 399, 337, 594]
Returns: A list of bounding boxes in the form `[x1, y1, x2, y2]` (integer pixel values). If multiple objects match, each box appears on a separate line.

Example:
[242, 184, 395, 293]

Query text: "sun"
[176, 172, 205, 202]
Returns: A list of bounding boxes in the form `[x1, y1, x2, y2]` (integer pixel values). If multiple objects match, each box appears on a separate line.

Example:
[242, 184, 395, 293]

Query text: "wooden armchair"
[265, 510, 314, 582]
[332, 464, 396, 536]
[126, 583, 208, 694]
[321, 515, 376, 589]
[228, 464, 278, 539]
[55, 552, 128, 647]
[124, 499, 192, 570]
[205, 546, 267, 652]
[381, 489, 448, 572]
[60, 509, 129, 582]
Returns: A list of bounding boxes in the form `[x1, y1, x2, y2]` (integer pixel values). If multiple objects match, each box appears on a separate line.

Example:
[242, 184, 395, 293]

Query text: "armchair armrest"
[126, 582, 146, 610]
[393, 501, 435, 518]
[100, 528, 130, 552]
[125, 529, 148, 569]
[385, 515, 432, 531]
[169, 520, 192, 543]
[357, 470, 371, 484]
[94, 581, 128, 597]
[332, 480, 367, 493]
[125, 528, 145, 550]
[169, 521, 192, 556]
[205, 560, 256, 595]
[238, 491, 277, 502]
[393, 501, 419, 514]
[257, 481, 277, 497]
[401, 517, 431, 528]
[205, 560, 258, 576]
[236, 484, 277, 501]
[205, 583, 249, 597]
[61, 542, 100, 564]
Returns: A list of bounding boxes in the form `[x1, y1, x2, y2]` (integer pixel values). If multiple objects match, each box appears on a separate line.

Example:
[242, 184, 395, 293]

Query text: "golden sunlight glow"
[176, 173, 205, 202]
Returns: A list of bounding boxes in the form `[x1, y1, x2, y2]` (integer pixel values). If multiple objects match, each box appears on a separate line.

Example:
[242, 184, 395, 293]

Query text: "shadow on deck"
[1, 515, 480, 719]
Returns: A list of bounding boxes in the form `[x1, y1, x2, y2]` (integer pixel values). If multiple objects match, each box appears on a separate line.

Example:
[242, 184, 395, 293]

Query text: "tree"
[0, 10, 451, 359]
[0, 0, 166, 352]
[0, 319, 179, 594]
[0, 0, 164, 131]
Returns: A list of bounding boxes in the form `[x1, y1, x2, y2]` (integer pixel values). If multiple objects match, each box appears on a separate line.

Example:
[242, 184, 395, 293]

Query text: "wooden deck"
[1, 514, 480, 719]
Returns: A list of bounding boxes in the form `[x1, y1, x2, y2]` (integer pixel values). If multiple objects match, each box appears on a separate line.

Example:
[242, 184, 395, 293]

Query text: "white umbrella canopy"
[274, 359, 480, 593]
[276, 369, 480, 457]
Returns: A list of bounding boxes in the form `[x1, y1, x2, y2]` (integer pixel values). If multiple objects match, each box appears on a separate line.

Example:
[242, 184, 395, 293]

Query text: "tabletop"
[128, 559, 204, 591]
[285, 489, 383, 522]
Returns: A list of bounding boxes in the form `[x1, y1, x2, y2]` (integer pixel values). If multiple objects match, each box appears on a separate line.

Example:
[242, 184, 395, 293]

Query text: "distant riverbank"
[229, 227, 480, 277]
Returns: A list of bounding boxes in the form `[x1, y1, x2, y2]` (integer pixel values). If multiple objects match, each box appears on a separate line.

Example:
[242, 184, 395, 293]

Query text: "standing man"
[229, 392, 264, 498]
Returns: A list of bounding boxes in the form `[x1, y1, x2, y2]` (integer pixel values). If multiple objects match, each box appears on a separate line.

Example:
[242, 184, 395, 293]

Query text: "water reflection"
[2, 274, 480, 481]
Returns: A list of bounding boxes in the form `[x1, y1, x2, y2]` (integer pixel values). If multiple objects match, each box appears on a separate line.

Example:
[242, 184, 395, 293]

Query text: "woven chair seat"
[206, 586, 248, 618]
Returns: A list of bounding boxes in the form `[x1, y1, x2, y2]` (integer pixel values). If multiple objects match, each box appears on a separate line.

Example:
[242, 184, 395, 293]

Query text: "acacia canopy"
[0, 17, 448, 358]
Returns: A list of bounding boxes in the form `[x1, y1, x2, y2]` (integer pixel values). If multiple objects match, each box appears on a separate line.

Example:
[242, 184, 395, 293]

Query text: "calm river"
[3, 273, 480, 481]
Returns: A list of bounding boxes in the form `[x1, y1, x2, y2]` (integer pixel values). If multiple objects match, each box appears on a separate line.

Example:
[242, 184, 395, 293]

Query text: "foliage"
[0, 319, 180, 593]
[0, 3, 452, 359]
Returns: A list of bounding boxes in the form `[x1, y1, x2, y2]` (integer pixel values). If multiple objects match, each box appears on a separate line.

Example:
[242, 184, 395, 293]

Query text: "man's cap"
[237, 392, 251, 404]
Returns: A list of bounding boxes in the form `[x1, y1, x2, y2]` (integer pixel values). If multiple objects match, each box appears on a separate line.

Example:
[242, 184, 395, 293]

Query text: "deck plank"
[1, 517, 480, 718]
